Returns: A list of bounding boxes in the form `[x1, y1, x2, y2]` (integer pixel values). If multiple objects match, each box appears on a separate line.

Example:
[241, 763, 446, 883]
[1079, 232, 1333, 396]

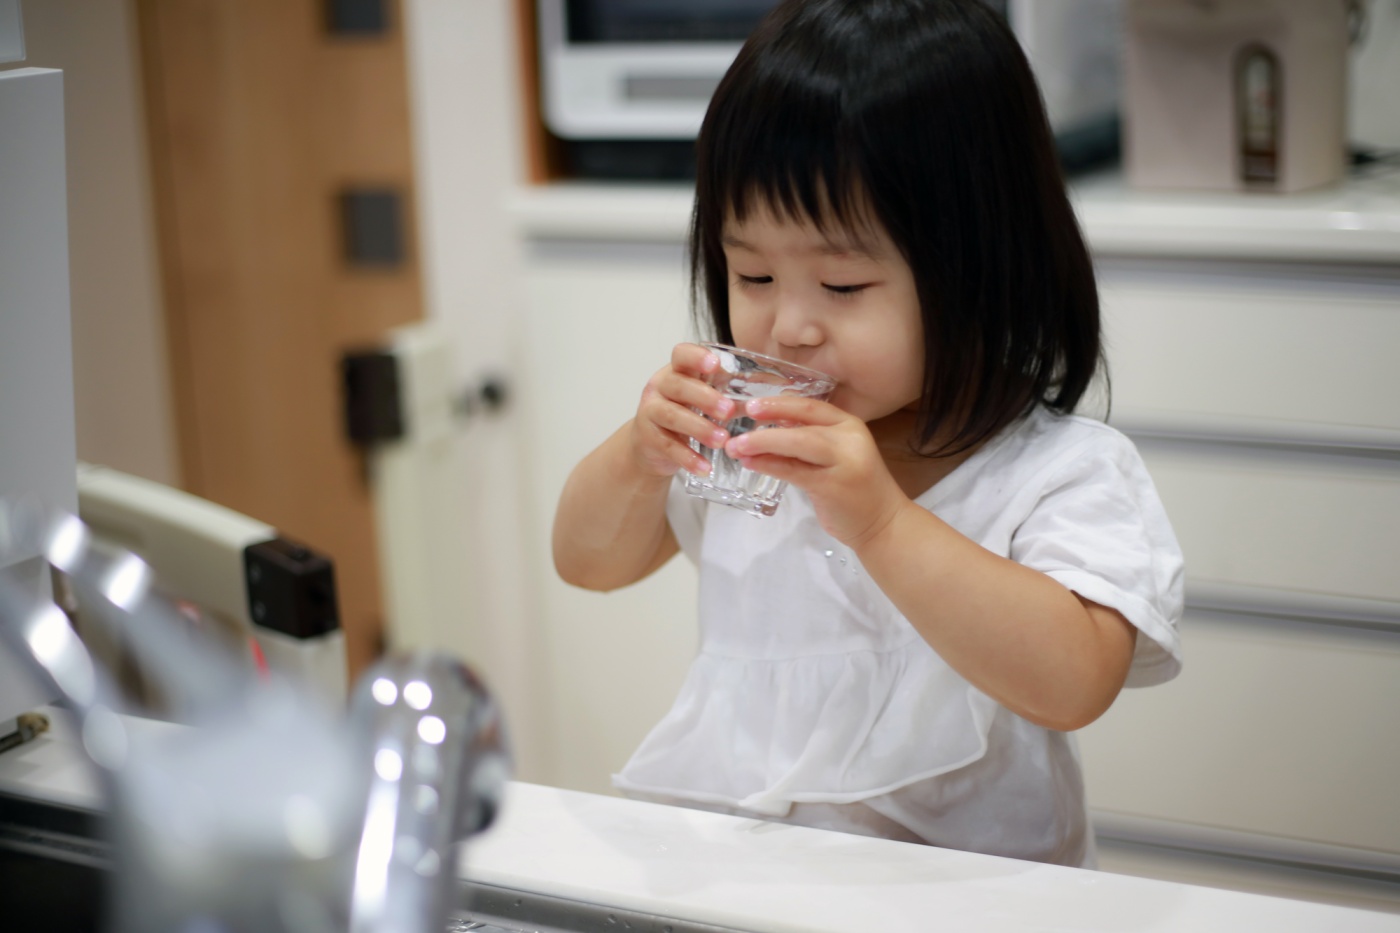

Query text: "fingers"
[651, 345, 734, 422]
[632, 344, 738, 478]
[670, 341, 719, 378]
[723, 395, 864, 465]
[726, 451, 820, 486]
[633, 393, 721, 477]
[635, 416, 714, 476]
[642, 392, 729, 451]
[743, 394, 845, 427]
[725, 423, 840, 468]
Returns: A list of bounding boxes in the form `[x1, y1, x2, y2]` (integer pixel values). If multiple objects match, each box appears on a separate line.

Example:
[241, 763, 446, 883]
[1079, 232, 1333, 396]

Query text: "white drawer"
[1081, 609, 1400, 863]
[1099, 259, 1400, 438]
[1136, 439, 1400, 602]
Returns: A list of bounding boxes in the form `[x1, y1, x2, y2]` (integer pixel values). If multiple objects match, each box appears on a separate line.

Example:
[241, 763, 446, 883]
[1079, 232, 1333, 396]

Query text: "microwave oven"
[537, 0, 1123, 179]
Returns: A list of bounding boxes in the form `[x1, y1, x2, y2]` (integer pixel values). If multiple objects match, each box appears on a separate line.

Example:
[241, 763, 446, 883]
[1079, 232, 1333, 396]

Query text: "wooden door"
[135, 0, 422, 682]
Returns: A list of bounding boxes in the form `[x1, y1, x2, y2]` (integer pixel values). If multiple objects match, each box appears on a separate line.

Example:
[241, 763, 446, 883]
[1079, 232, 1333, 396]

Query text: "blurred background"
[3, 0, 1399, 915]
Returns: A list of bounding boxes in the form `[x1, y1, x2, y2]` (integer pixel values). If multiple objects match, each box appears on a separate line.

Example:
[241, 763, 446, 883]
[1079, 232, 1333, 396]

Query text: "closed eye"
[735, 274, 772, 288]
[824, 283, 871, 295]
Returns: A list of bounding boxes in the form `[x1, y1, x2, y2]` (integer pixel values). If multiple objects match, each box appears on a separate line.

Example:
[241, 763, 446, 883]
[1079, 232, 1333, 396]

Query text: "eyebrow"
[721, 233, 886, 260]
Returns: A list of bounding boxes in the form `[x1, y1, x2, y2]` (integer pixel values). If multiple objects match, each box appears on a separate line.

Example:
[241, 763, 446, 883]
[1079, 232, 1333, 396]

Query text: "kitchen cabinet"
[509, 169, 1400, 912]
[1069, 171, 1400, 910]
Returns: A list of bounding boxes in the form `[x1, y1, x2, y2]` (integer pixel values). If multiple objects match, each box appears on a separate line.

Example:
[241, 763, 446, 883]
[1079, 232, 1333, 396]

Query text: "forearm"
[854, 501, 1136, 731]
[553, 420, 679, 591]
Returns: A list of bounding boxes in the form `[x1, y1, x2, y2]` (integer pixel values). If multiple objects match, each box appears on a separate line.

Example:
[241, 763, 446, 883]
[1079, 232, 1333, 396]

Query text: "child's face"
[721, 203, 924, 426]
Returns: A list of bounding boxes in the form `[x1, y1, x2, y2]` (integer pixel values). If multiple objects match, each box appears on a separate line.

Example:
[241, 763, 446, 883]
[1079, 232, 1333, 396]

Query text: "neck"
[868, 410, 982, 498]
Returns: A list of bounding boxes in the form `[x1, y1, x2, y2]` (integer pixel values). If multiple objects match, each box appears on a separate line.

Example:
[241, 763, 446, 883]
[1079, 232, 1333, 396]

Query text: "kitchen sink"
[0, 791, 749, 933]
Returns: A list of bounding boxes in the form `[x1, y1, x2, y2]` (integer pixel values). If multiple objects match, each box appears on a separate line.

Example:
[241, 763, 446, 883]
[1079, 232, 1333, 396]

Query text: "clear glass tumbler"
[683, 343, 837, 517]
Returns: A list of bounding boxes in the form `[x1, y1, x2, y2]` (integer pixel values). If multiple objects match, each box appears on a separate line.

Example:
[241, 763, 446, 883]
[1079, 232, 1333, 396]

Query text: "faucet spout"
[347, 652, 510, 932]
[1, 497, 511, 933]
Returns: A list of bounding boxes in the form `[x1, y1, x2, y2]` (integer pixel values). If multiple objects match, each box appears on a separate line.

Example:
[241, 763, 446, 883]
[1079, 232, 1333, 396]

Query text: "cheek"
[726, 291, 766, 346]
[889, 298, 925, 395]
[852, 310, 924, 409]
[870, 346, 924, 402]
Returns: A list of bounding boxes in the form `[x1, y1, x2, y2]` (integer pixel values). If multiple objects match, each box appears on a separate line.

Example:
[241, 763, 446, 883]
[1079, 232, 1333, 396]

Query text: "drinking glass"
[684, 343, 837, 517]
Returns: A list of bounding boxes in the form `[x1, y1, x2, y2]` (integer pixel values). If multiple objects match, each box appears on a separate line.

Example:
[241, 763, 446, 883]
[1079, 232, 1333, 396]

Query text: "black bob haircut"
[690, 0, 1105, 456]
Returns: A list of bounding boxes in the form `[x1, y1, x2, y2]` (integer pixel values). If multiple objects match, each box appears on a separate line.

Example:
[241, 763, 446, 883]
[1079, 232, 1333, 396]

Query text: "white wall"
[400, 0, 550, 782]
[7, 0, 178, 486]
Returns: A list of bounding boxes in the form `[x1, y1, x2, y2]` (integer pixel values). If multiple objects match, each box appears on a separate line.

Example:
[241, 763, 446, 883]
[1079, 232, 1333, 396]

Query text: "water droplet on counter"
[823, 549, 834, 558]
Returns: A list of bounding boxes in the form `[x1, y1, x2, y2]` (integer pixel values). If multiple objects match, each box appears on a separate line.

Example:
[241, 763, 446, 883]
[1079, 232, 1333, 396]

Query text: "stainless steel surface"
[0, 498, 510, 932]
[453, 882, 754, 933]
[348, 654, 509, 933]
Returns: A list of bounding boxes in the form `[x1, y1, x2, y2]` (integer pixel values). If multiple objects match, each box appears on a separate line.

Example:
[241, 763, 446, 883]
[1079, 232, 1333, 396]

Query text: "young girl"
[552, 0, 1183, 868]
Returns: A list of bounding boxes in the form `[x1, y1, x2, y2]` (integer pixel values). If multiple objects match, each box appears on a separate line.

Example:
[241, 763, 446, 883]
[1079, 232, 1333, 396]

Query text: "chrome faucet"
[0, 497, 509, 932]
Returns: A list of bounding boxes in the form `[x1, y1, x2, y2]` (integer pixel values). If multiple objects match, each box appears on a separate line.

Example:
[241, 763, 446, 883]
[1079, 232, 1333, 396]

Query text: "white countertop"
[4, 711, 1396, 932]
[507, 166, 1400, 264]
[464, 781, 1400, 933]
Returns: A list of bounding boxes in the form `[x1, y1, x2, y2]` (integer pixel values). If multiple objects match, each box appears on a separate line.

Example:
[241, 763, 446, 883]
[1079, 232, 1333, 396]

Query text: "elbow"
[1036, 704, 1108, 734]
[552, 544, 634, 593]
[1029, 617, 1136, 732]
[1020, 685, 1122, 733]
[552, 550, 613, 593]
[551, 524, 607, 591]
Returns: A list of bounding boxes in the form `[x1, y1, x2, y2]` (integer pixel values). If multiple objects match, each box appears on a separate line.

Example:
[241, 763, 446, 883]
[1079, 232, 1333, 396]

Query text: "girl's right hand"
[631, 343, 737, 478]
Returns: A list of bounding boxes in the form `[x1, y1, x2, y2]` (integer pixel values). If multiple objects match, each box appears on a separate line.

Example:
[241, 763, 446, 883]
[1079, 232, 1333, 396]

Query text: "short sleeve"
[665, 474, 708, 567]
[1010, 432, 1185, 688]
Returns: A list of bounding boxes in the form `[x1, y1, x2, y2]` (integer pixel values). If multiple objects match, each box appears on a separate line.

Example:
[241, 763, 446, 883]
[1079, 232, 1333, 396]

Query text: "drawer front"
[1080, 609, 1400, 860]
[1099, 259, 1400, 439]
[1138, 439, 1400, 603]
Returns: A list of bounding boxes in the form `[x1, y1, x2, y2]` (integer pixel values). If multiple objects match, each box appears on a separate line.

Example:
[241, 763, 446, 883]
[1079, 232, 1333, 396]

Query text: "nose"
[770, 290, 822, 350]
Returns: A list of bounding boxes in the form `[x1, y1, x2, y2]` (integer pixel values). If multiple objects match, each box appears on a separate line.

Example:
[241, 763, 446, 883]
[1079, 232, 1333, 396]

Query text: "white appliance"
[536, 0, 1123, 176]
[1123, 0, 1352, 193]
[0, 66, 75, 739]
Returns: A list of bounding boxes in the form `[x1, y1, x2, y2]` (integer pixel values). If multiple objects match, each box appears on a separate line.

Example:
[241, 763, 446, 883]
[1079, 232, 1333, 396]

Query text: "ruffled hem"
[612, 642, 1000, 818]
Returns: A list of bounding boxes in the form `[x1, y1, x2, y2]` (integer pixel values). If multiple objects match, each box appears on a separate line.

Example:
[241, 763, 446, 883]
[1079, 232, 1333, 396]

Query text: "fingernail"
[710, 429, 728, 448]
[727, 434, 749, 455]
[744, 399, 765, 417]
[715, 397, 734, 418]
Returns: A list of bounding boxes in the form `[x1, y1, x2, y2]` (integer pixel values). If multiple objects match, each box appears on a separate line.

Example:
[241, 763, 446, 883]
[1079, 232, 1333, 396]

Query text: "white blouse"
[613, 407, 1185, 867]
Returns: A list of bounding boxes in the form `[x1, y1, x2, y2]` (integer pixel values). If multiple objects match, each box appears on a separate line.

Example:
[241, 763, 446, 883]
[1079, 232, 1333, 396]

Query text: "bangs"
[690, 16, 892, 347]
[695, 15, 885, 251]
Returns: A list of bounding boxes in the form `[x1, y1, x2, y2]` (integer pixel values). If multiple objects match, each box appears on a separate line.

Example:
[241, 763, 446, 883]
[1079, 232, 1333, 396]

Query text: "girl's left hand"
[724, 396, 907, 547]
